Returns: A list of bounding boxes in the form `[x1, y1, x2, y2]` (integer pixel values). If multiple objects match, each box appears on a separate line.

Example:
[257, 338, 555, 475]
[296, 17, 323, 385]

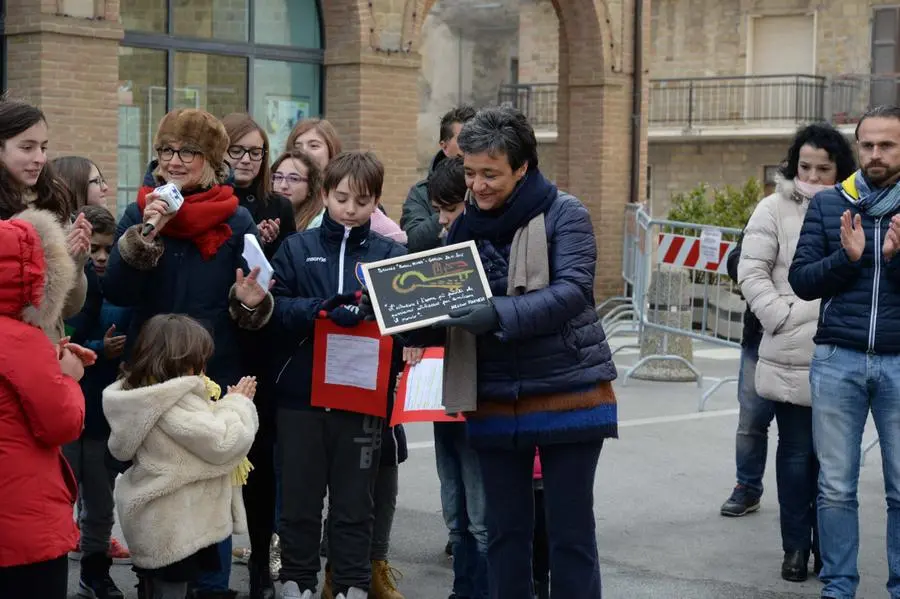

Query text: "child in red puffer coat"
[0, 213, 90, 599]
[533, 449, 549, 599]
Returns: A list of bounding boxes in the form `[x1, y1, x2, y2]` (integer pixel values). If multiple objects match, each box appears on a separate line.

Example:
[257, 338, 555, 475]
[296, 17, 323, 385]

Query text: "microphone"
[142, 182, 184, 236]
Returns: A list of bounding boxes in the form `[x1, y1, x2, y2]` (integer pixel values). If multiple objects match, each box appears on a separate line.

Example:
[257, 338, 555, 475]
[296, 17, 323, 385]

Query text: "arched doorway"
[320, 0, 646, 300]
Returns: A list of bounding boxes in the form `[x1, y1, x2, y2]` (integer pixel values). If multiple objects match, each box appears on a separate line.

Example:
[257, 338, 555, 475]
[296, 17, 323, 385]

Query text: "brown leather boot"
[370, 560, 404, 599]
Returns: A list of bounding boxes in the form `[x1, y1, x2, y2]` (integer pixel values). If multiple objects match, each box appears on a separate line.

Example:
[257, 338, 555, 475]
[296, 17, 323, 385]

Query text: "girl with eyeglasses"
[51, 156, 110, 211]
[270, 150, 323, 232]
[222, 113, 296, 258]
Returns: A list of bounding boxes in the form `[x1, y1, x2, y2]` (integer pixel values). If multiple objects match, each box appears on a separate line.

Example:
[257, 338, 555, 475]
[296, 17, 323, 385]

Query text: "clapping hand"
[228, 376, 257, 400]
[66, 213, 92, 259]
[234, 267, 273, 309]
[102, 324, 126, 360]
[58, 346, 85, 381]
[884, 215, 900, 262]
[840, 210, 865, 262]
[259, 219, 281, 244]
[58, 337, 97, 367]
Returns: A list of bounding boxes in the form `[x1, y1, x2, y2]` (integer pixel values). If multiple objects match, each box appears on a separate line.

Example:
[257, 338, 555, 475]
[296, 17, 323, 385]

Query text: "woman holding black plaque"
[435, 106, 618, 599]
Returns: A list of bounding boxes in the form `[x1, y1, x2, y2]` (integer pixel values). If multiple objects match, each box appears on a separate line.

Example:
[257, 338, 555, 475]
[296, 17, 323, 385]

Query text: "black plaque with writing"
[362, 240, 493, 335]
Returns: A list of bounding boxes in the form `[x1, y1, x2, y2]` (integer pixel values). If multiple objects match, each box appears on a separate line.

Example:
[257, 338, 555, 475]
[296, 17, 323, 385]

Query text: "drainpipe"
[629, 0, 644, 205]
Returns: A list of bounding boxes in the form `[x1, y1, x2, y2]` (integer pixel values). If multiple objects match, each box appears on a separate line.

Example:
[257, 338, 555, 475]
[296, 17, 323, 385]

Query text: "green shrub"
[666, 178, 763, 239]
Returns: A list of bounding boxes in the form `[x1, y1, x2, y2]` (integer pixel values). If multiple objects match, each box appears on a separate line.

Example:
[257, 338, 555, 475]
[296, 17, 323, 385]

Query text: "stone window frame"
[121, 0, 325, 115]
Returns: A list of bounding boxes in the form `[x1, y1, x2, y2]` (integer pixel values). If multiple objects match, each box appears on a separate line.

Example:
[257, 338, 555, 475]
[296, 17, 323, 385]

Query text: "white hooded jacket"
[103, 375, 258, 569]
[738, 177, 820, 406]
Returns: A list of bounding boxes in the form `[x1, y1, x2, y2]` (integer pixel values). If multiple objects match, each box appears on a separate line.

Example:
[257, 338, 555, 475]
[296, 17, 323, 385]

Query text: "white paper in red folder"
[390, 347, 466, 426]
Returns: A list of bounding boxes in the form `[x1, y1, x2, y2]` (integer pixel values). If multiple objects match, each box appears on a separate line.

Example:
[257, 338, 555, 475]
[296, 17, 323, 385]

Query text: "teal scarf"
[840, 170, 900, 217]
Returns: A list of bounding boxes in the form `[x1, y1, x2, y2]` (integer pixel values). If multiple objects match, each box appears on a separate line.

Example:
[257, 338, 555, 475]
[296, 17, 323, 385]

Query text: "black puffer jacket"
[789, 185, 900, 353]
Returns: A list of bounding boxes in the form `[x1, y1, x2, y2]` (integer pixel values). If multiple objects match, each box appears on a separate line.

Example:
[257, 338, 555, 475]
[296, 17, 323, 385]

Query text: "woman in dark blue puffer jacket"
[438, 106, 617, 599]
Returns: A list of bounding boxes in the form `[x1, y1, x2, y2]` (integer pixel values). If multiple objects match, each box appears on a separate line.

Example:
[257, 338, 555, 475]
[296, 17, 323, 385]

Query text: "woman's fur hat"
[154, 109, 229, 168]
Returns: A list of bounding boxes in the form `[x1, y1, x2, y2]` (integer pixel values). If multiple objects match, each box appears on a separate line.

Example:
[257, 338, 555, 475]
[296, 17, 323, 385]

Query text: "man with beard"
[790, 105, 900, 599]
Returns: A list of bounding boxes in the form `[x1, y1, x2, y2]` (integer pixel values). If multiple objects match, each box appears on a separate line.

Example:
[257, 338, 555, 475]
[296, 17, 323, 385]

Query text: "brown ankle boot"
[370, 560, 404, 599]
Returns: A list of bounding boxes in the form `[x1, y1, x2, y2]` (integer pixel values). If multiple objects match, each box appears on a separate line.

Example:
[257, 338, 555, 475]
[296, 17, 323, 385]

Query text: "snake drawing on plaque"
[391, 260, 475, 293]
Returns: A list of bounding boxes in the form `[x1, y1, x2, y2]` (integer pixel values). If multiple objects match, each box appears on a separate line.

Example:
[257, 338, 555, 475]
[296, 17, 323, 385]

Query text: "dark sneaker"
[77, 574, 125, 599]
[720, 485, 761, 517]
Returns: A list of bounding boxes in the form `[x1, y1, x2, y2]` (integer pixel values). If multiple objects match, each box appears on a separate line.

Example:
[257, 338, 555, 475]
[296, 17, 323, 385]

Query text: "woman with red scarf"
[103, 108, 272, 599]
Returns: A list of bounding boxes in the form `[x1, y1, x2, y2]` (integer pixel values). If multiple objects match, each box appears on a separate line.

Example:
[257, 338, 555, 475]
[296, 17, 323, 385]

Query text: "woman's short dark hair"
[323, 151, 384, 200]
[457, 106, 538, 171]
[427, 156, 467, 206]
[780, 122, 856, 181]
[121, 314, 214, 390]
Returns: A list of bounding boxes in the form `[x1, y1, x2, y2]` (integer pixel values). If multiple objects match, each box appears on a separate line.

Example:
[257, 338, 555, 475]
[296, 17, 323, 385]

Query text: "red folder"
[310, 319, 394, 418]
[390, 347, 466, 426]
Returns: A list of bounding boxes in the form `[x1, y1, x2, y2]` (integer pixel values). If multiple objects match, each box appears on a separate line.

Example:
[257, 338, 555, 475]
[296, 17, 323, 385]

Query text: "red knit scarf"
[137, 185, 238, 260]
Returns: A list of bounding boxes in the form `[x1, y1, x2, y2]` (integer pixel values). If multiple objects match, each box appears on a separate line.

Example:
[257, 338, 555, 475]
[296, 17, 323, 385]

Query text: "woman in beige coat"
[738, 123, 856, 583]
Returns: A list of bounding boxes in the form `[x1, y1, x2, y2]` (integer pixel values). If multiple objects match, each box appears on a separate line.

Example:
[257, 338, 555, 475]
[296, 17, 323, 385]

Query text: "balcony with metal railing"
[497, 74, 899, 138]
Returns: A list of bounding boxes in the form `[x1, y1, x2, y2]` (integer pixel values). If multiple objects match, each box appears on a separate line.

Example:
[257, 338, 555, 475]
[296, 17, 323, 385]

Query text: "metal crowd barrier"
[607, 203, 743, 411]
[607, 204, 887, 464]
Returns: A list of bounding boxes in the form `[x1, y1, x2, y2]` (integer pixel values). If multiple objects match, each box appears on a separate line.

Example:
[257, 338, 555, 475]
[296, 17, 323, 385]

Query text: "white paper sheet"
[699, 228, 722, 264]
[324, 334, 380, 390]
[242, 234, 274, 291]
[404, 358, 444, 411]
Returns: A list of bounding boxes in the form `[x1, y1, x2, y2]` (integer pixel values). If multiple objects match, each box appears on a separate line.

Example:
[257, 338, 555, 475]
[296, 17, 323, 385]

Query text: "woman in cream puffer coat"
[737, 122, 856, 583]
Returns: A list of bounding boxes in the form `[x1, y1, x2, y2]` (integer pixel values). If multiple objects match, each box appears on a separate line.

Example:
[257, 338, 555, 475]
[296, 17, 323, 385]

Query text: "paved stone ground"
[67, 335, 891, 598]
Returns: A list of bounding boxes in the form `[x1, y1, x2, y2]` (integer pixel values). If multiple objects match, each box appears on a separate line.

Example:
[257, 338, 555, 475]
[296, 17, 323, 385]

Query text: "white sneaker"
[336, 588, 368, 599]
[281, 580, 310, 599]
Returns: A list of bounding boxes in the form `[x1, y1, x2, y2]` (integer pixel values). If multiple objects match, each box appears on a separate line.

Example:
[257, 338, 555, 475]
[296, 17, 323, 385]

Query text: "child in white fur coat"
[103, 314, 259, 599]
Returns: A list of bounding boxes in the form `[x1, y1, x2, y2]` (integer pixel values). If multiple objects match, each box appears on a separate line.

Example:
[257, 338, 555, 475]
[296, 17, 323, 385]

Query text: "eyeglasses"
[157, 146, 201, 164]
[88, 176, 106, 187]
[272, 173, 308, 186]
[227, 145, 265, 161]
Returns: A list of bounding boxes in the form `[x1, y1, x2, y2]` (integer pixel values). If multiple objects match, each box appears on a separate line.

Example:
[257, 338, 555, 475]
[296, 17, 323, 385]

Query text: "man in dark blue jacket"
[789, 105, 900, 599]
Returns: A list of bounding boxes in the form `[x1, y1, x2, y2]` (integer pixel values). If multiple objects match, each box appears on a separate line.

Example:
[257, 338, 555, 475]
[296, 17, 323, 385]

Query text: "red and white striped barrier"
[657, 233, 735, 274]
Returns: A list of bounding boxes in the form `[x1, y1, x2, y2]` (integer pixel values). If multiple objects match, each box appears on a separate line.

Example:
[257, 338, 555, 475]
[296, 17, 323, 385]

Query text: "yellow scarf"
[202, 375, 254, 487]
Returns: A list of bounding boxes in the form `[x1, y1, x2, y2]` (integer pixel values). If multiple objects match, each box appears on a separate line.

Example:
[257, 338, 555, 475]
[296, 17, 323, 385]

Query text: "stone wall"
[649, 0, 889, 79]
[648, 139, 785, 217]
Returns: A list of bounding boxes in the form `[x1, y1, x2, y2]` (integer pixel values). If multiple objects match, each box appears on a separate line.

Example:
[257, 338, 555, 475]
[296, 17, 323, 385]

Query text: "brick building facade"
[498, 0, 893, 218]
[2, 0, 647, 300]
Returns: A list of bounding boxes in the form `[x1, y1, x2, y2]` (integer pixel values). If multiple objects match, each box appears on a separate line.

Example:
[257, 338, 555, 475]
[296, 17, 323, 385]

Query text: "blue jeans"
[193, 537, 232, 591]
[811, 344, 900, 599]
[434, 422, 488, 599]
[477, 441, 603, 599]
[773, 402, 818, 553]
[735, 343, 775, 496]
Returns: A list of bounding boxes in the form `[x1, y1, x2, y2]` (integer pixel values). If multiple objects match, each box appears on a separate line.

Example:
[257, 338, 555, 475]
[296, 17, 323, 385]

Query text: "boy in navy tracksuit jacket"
[263, 151, 406, 599]
[63, 205, 133, 599]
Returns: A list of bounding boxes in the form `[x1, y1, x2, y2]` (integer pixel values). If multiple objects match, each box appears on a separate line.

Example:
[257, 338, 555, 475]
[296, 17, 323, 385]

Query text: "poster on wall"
[266, 95, 311, 155]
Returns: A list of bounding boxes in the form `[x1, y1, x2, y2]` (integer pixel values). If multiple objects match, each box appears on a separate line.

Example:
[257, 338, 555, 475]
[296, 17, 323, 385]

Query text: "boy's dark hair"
[439, 105, 477, 143]
[77, 204, 116, 236]
[427, 156, 467, 207]
[457, 106, 538, 171]
[120, 314, 214, 391]
[323, 151, 384, 200]
[855, 105, 900, 140]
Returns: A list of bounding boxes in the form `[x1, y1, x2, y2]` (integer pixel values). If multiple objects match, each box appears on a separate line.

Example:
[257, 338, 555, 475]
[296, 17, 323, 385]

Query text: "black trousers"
[244, 400, 277, 574]
[0, 555, 68, 599]
[278, 408, 382, 594]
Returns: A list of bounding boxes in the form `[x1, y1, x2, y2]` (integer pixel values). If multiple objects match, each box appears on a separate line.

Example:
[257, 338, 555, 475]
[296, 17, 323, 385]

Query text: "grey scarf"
[442, 214, 550, 414]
